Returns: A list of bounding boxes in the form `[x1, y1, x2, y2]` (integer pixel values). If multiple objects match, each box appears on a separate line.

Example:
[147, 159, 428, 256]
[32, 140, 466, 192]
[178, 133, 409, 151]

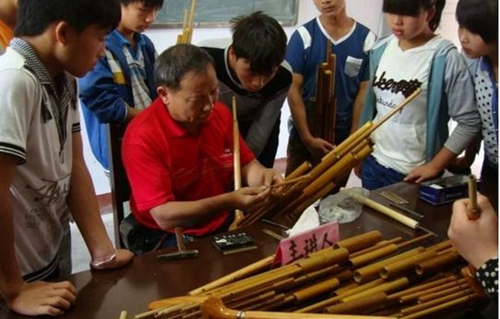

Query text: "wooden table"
[2, 182, 494, 319]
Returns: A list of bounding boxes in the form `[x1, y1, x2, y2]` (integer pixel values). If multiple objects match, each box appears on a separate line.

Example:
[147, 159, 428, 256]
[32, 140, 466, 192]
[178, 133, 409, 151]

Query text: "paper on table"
[286, 204, 320, 237]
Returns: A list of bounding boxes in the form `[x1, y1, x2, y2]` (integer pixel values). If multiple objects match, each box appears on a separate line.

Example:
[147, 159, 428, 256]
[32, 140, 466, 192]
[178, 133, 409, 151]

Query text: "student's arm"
[67, 132, 133, 268]
[0, 154, 77, 316]
[78, 55, 138, 124]
[405, 47, 481, 183]
[349, 80, 370, 135]
[288, 73, 334, 158]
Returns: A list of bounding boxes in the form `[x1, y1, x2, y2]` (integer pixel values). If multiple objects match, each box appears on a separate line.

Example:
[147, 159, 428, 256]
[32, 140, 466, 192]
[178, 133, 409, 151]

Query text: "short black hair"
[383, 0, 445, 31]
[15, 0, 121, 37]
[155, 44, 215, 91]
[456, 0, 498, 44]
[230, 11, 287, 75]
[120, 0, 164, 10]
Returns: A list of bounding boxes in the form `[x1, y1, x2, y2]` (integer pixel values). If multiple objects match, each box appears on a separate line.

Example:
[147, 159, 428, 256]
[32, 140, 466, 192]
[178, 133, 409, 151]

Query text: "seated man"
[122, 43, 283, 254]
[201, 11, 292, 168]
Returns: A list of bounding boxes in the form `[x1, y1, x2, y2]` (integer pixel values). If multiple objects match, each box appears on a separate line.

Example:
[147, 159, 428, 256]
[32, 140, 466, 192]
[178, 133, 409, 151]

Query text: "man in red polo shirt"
[122, 43, 283, 254]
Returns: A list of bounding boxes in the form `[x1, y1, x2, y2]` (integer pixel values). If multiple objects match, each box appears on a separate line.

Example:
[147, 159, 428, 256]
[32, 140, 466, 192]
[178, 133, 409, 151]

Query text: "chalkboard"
[152, 0, 299, 28]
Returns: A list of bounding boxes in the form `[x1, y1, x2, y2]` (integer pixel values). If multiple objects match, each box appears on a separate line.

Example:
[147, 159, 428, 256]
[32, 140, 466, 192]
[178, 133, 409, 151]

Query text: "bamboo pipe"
[353, 247, 426, 283]
[296, 279, 386, 313]
[284, 142, 372, 218]
[269, 175, 311, 191]
[201, 296, 396, 319]
[120, 311, 127, 319]
[339, 188, 421, 231]
[398, 278, 468, 303]
[386, 275, 458, 300]
[286, 161, 312, 179]
[189, 256, 274, 295]
[379, 250, 437, 280]
[401, 289, 472, 315]
[292, 270, 352, 303]
[415, 250, 460, 275]
[324, 292, 387, 315]
[340, 277, 409, 303]
[348, 243, 399, 268]
[186, 0, 197, 43]
[467, 174, 480, 220]
[417, 284, 471, 303]
[398, 293, 477, 319]
[229, 96, 244, 230]
[350, 237, 402, 258]
[334, 230, 383, 253]
[148, 296, 208, 311]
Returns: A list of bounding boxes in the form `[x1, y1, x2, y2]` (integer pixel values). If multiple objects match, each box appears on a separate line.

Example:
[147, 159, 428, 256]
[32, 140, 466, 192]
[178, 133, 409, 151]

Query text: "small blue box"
[418, 175, 469, 205]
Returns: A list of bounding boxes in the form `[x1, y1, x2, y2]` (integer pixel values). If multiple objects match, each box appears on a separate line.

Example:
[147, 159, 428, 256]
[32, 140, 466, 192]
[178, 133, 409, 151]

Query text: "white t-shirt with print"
[371, 36, 445, 174]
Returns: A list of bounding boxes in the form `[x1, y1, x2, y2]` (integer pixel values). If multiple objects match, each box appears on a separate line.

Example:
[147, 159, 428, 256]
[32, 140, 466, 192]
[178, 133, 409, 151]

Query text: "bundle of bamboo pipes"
[310, 52, 337, 143]
[176, 0, 197, 44]
[124, 230, 487, 319]
[236, 88, 423, 228]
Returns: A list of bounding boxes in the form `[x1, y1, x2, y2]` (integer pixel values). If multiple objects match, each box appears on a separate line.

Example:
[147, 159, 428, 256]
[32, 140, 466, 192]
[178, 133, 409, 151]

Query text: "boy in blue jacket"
[79, 0, 163, 173]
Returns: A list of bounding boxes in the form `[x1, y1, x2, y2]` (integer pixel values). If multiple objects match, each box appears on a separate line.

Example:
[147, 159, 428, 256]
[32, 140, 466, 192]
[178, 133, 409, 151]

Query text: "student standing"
[359, 0, 481, 190]
[202, 11, 292, 168]
[454, 0, 498, 208]
[79, 0, 163, 174]
[0, 0, 133, 316]
[285, 0, 376, 179]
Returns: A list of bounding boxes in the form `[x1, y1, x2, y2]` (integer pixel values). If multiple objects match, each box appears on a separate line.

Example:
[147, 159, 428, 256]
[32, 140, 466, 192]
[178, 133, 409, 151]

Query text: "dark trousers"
[240, 116, 280, 169]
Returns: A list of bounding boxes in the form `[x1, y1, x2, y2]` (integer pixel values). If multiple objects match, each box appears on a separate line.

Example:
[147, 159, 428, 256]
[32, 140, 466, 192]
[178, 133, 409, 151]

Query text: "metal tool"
[388, 202, 424, 219]
[157, 227, 199, 260]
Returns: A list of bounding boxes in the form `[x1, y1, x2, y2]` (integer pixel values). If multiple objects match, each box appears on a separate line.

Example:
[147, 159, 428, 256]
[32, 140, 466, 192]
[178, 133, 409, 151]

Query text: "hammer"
[157, 227, 199, 260]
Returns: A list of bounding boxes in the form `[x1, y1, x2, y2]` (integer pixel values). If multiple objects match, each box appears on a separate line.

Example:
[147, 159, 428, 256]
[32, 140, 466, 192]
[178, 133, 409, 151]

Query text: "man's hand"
[231, 186, 271, 212]
[7, 281, 77, 316]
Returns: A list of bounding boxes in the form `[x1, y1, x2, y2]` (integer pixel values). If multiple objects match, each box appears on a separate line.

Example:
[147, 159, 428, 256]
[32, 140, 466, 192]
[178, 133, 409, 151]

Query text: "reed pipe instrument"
[238, 88, 423, 227]
[125, 229, 488, 319]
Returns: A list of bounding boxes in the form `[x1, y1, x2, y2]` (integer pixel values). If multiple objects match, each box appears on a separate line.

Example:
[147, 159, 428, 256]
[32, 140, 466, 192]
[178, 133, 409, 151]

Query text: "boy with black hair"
[0, 0, 16, 53]
[0, 0, 133, 316]
[285, 0, 376, 176]
[79, 0, 163, 173]
[202, 11, 292, 168]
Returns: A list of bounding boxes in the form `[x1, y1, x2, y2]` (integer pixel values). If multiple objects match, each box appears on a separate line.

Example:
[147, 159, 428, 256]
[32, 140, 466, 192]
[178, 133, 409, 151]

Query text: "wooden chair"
[107, 123, 130, 248]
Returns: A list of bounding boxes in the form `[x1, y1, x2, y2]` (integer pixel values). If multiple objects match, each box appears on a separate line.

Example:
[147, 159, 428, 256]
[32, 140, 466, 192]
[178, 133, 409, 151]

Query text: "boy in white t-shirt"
[0, 0, 133, 316]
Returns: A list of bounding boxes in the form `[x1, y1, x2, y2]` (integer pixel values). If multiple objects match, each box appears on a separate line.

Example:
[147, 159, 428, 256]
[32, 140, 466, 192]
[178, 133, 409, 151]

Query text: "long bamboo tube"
[379, 250, 437, 279]
[201, 297, 395, 319]
[324, 292, 387, 315]
[402, 289, 471, 315]
[229, 96, 244, 230]
[296, 279, 386, 313]
[340, 188, 420, 230]
[417, 284, 470, 303]
[398, 278, 468, 303]
[398, 293, 477, 319]
[335, 231, 382, 253]
[415, 250, 460, 275]
[189, 256, 274, 295]
[340, 277, 409, 303]
[353, 247, 426, 283]
[286, 161, 312, 179]
[349, 244, 399, 268]
[350, 238, 402, 258]
[386, 275, 458, 300]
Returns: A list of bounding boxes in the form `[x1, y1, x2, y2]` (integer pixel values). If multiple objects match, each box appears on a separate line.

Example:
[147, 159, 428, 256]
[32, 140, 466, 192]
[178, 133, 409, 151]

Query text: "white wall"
[82, 0, 388, 194]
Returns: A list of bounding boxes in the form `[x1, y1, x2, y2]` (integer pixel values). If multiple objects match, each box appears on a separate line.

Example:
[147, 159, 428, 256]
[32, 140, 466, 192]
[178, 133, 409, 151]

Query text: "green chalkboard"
[152, 0, 299, 28]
